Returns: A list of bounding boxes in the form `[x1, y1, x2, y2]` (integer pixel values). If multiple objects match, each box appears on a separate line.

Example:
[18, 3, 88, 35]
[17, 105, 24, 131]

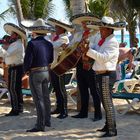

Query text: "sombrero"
[70, 13, 101, 25]
[47, 18, 74, 32]
[87, 16, 126, 31]
[4, 23, 27, 40]
[21, 18, 56, 33]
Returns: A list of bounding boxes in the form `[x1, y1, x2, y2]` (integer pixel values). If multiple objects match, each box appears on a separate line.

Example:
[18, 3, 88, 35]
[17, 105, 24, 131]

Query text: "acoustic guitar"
[51, 42, 82, 76]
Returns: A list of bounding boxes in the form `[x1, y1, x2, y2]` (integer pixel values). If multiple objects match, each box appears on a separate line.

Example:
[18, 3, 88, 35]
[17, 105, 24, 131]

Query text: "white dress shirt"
[51, 33, 69, 64]
[87, 34, 119, 71]
[0, 39, 25, 65]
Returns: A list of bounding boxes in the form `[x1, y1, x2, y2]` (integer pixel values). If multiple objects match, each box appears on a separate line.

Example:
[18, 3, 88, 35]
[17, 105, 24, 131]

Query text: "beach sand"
[0, 95, 140, 140]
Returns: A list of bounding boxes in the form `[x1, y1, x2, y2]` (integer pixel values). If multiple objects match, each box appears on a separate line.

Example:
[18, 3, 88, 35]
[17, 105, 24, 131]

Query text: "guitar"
[51, 42, 82, 76]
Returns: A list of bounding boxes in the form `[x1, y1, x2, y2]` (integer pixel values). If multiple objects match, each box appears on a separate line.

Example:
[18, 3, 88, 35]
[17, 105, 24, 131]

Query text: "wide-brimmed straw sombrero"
[47, 18, 74, 32]
[21, 18, 56, 33]
[87, 16, 126, 31]
[70, 13, 101, 25]
[4, 23, 27, 40]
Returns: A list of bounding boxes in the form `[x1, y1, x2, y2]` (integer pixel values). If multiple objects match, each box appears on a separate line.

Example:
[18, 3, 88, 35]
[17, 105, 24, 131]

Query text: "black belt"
[95, 70, 114, 75]
[9, 63, 23, 67]
[30, 66, 48, 72]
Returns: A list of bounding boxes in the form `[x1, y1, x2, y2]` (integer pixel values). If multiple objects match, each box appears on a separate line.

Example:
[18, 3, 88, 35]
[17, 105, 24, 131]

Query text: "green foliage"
[34, 0, 49, 18]
[87, 0, 112, 17]
[62, 0, 71, 18]
[0, 7, 14, 21]
[20, 0, 30, 19]
[8, 0, 54, 19]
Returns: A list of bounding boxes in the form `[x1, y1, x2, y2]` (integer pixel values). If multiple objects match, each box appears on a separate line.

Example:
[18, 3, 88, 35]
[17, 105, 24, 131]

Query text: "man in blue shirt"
[23, 18, 54, 132]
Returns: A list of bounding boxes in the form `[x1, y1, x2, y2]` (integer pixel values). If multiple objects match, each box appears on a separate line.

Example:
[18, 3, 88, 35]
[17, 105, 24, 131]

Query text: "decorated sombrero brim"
[87, 16, 126, 31]
[70, 13, 101, 25]
[47, 18, 74, 32]
[21, 19, 56, 33]
[4, 23, 27, 40]
[87, 21, 126, 31]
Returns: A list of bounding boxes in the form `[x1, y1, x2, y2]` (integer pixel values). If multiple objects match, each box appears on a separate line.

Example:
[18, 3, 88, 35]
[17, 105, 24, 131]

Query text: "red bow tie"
[98, 38, 105, 46]
[83, 30, 90, 37]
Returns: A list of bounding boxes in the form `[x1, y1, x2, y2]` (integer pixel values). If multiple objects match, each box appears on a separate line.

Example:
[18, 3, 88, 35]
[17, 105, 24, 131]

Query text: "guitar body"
[51, 42, 81, 76]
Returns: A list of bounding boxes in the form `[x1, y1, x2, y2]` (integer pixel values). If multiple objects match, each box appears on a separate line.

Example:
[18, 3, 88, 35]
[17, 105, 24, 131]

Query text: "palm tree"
[70, 0, 86, 16]
[8, 0, 54, 21]
[0, 7, 14, 22]
[15, 0, 24, 24]
[110, 0, 139, 47]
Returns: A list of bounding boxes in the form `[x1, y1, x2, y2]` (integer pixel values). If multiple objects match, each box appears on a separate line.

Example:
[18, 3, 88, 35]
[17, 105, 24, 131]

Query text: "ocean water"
[115, 34, 140, 48]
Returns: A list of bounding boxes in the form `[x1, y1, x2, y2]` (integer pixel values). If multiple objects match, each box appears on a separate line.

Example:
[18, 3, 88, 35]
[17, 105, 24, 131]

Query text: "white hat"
[4, 23, 27, 40]
[47, 18, 74, 32]
[87, 16, 126, 30]
[70, 13, 101, 25]
[21, 18, 55, 33]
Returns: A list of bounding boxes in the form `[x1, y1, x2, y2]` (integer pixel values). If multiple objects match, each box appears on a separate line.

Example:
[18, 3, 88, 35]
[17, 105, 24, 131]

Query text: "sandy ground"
[0, 95, 140, 140]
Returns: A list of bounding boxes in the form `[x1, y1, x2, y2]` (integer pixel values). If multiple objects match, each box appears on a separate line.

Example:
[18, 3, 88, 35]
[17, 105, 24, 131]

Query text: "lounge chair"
[113, 60, 140, 115]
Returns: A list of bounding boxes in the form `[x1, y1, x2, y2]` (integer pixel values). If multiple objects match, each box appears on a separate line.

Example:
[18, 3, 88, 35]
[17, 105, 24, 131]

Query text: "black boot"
[96, 125, 108, 132]
[71, 113, 88, 118]
[99, 129, 117, 138]
[92, 114, 102, 122]
[5, 110, 19, 116]
[57, 109, 68, 119]
[26, 127, 45, 132]
[51, 108, 60, 114]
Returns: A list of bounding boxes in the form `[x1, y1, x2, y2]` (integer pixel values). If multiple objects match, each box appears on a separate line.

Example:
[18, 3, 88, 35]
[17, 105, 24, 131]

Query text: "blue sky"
[0, 0, 67, 38]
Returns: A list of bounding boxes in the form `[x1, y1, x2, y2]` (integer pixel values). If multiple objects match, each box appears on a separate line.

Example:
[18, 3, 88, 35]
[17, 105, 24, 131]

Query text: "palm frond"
[0, 7, 15, 21]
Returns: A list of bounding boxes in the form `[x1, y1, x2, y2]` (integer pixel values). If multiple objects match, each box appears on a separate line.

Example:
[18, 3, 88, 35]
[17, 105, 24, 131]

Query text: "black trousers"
[76, 62, 102, 117]
[96, 71, 116, 133]
[8, 65, 23, 112]
[49, 70, 67, 113]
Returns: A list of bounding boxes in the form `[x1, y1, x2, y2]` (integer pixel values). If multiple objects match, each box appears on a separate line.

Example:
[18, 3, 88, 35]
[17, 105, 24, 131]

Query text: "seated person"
[118, 47, 137, 70]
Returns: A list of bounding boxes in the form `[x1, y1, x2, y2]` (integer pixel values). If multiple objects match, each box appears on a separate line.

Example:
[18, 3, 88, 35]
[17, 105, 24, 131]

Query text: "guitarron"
[51, 42, 82, 76]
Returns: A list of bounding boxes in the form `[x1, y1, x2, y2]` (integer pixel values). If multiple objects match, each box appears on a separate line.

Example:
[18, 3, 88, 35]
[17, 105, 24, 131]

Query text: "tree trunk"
[15, 0, 24, 25]
[70, 0, 86, 16]
[121, 29, 124, 43]
[128, 22, 137, 48]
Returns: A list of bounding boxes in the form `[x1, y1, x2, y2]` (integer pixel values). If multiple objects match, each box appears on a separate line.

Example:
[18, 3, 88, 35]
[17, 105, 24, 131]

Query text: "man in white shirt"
[0, 23, 26, 116]
[48, 18, 74, 119]
[70, 13, 102, 121]
[85, 16, 126, 137]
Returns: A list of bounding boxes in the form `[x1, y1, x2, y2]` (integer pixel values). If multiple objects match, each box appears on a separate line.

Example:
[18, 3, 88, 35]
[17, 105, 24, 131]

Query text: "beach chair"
[113, 61, 140, 115]
[50, 68, 77, 105]
[65, 68, 77, 105]
[0, 77, 10, 101]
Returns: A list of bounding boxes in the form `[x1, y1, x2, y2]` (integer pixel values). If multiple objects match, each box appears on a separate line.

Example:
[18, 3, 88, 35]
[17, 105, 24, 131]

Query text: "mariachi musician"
[84, 16, 126, 137]
[0, 23, 26, 116]
[70, 13, 102, 121]
[48, 18, 74, 119]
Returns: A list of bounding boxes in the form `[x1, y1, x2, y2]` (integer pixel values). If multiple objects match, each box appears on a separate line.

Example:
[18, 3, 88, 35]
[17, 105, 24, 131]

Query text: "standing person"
[85, 16, 126, 137]
[48, 18, 74, 119]
[0, 23, 26, 116]
[70, 13, 102, 121]
[23, 18, 54, 132]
